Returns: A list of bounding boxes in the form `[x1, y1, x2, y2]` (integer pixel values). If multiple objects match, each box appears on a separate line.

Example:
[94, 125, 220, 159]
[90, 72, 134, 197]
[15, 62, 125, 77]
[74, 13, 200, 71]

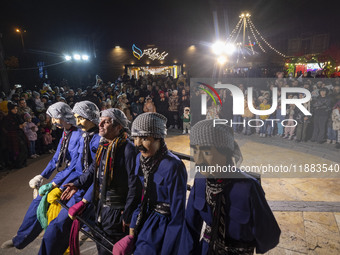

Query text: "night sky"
[1, 0, 338, 56]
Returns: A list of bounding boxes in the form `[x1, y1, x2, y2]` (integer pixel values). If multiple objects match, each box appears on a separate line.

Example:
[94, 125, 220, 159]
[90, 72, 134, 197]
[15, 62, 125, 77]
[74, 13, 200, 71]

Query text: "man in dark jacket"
[61, 108, 140, 255]
[310, 87, 332, 143]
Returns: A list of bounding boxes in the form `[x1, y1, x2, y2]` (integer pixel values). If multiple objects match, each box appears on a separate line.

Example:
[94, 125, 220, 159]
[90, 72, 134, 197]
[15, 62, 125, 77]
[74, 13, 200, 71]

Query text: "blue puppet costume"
[62, 108, 140, 255]
[39, 101, 101, 255]
[113, 112, 188, 255]
[179, 119, 281, 254]
[1, 102, 82, 250]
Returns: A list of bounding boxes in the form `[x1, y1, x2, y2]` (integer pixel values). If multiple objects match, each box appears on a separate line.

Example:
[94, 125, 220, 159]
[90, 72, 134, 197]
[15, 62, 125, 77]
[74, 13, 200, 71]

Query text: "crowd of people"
[1, 72, 340, 171]
[0, 74, 190, 170]
[1, 72, 340, 170]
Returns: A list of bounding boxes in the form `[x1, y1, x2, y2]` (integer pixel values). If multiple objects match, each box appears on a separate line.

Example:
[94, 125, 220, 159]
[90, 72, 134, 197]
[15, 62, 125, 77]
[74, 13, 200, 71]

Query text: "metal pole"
[243, 16, 246, 46]
[20, 32, 25, 51]
[56, 200, 116, 252]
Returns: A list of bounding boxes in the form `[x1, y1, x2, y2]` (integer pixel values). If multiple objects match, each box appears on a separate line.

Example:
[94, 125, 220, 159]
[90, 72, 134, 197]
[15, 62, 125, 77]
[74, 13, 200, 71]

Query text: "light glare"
[73, 54, 81, 60]
[81, 54, 89, 60]
[224, 43, 236, 55]
[212, 41, 225, 55]
[217, 56, 227, 65]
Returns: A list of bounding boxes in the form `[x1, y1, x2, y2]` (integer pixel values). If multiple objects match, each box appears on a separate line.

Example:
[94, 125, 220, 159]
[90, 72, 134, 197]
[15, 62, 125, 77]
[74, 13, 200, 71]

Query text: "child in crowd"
[143, 96, 156, 113]
[33, 91, 45, 113]
[181, 107, 191, 134]
[23, 113, 39, 158]
[39, 113, 55, 154]
[276, 102, 285, 136]
[283, 104, 296, 140]
[206, 99, 220, 120]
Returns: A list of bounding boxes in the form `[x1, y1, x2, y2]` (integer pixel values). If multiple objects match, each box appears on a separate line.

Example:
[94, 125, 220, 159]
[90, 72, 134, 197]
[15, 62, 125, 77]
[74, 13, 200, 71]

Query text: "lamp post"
[15, 28, 26, 51]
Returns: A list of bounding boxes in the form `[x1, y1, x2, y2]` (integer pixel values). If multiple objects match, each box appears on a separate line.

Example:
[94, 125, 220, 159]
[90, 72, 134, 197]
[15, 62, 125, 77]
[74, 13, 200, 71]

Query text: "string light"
[227, 19, 243, 42]
[224, 12, 287, 62]
[247, 18, 286, 57]
[233, 19, 244, 44]
[246, 17, 266, 53]
[244, 21, 255, 55]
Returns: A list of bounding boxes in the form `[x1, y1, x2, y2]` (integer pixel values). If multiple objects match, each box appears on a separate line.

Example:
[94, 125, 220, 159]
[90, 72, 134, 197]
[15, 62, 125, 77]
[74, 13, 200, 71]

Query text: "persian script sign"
[132, 44, 168, 61]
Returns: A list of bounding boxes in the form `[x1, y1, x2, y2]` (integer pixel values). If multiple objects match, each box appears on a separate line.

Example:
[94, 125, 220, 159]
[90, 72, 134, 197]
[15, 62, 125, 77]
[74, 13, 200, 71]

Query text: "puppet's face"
[52, 117, 68, 129]
[74, 113, 96, 132]
[134, 136, 160, 158]
[191, 145, 227, 177]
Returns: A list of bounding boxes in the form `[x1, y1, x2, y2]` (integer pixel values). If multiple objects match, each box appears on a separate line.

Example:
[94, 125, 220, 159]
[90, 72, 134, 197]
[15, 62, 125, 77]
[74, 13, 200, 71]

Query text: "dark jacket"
[179, 172, 281, 254]
[74, 138, 140, 224]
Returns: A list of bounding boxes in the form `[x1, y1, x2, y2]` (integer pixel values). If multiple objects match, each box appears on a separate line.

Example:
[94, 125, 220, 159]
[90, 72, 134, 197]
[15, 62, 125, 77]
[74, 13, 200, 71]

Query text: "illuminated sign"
[132, 44, 168, 61]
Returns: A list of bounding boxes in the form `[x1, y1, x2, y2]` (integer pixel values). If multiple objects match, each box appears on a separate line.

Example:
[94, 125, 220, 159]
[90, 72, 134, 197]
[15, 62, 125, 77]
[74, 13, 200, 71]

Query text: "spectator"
[131, 97, 144, 119]
[143, 96, 156, 113]
[168, 89, 180, 129]
[3, 101, 28, 169]
[310, 87, 332, 143]
[295, 94, 311, 142]
[181, 107, 191, 134]
[23, 113, 39, 158]
[33, 91, 45, 113]
[0, 92, 8, 114]
[332, 100, 340, 149]
[242, 97, 254, 135]
[18, 98, 34, 117]
[155, 90, 168, 119]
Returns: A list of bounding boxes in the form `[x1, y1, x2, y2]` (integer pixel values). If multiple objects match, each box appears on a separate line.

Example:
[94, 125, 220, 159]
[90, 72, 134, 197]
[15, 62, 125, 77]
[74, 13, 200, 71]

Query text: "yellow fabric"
[259, 103, 271, 120]
[46, 188, 62, 225]
[63, 247, 70, 254]
[0, 101, 8, 115]
[93, 133, 127, 201]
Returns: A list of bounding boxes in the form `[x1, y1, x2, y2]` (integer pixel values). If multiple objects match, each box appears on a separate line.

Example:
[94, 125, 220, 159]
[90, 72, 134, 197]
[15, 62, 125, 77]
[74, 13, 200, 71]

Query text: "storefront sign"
[132, 44, 168, 61]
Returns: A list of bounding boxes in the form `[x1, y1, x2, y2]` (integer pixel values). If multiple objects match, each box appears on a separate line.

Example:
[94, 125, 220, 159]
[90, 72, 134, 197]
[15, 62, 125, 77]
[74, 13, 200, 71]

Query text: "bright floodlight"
[224, 43, 236, 55]
[73, 54, 81, 60]
[64, 55, 72, 61]
[212, 41, 225, 55]
[81, 54, 89, 60]
[217, 56, 227, 65]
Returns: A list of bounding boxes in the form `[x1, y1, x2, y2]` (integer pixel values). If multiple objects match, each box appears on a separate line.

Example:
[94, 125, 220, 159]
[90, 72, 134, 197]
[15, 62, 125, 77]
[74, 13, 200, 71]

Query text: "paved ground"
[0, 130, 339, 254]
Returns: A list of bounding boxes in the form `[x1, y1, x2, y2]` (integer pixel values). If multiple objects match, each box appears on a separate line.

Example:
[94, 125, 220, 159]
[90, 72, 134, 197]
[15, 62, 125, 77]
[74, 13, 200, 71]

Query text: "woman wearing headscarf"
[3, 101, 28, 169]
